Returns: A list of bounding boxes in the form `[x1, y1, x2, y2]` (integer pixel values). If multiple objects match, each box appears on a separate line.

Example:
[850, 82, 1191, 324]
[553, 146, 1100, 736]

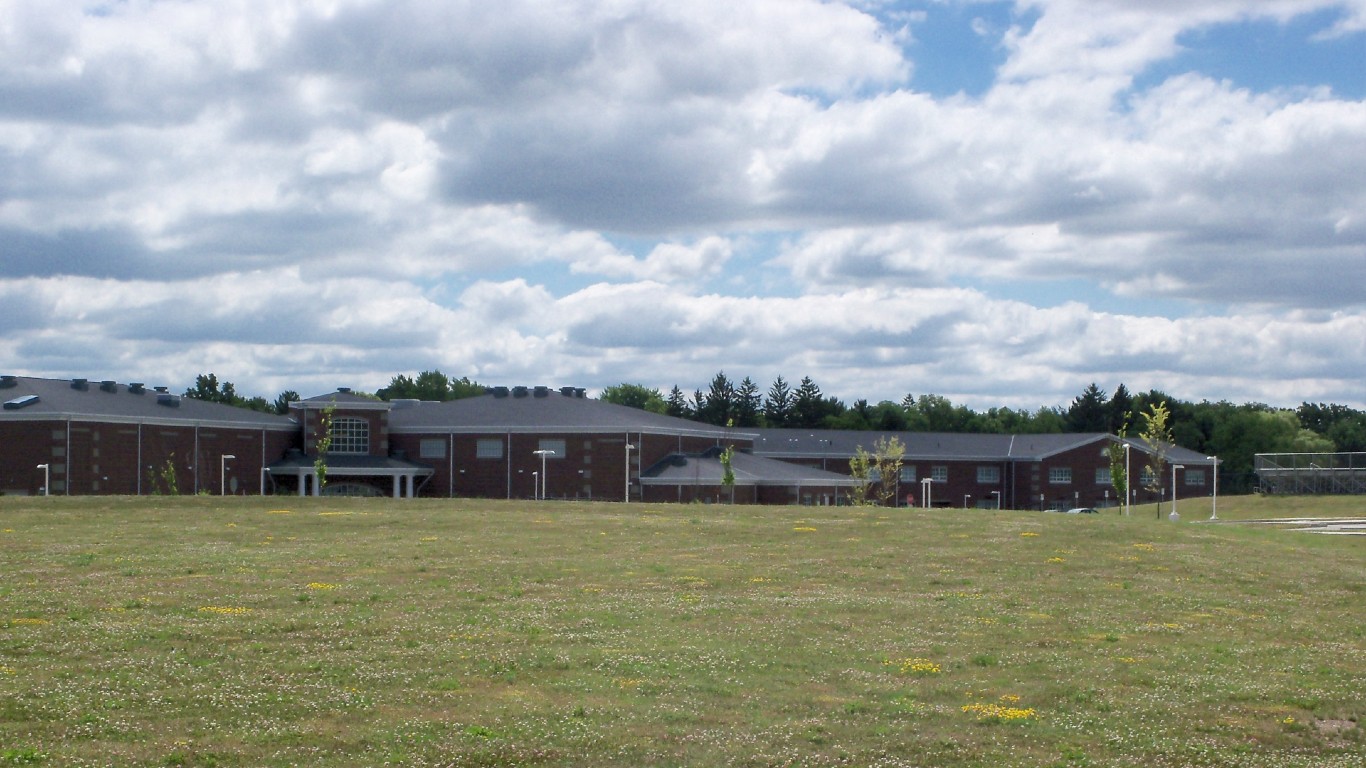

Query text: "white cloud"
[0, 0, 1363, 410]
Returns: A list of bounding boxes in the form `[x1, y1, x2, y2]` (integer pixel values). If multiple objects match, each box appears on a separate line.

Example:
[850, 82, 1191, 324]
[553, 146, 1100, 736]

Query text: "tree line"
[184, 370, 1366, 495]
[601, 373, 1366, 494]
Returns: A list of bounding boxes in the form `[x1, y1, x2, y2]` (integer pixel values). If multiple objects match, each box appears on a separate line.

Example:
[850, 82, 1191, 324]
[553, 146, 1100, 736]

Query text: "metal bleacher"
[1254, 452, 1366, 495]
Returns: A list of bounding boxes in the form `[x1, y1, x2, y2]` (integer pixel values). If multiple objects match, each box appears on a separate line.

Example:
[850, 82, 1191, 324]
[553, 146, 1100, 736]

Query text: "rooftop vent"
[156, 393, 181, 408]
[100, 380, 117, 393]
[512, 386, 529, 398]
[3, 394, 39, 410]
[489, 386, 509, 398]
[128, 383, 145, 395]
[337, 387, 352, 394]
[533, 385, 549, 398]
[154, 386, 168, 394]
[71, 378, 89, 391]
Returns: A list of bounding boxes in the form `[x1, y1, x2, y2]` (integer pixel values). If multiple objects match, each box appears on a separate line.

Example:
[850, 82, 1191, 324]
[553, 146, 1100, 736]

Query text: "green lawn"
[1, 495, 1362, 767]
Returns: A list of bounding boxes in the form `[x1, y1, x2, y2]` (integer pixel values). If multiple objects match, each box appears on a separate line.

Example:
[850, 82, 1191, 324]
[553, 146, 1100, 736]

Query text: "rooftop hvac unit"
[490, 386, 510, 398]
[129, 383, 145, 394]
[534, 386, 549, 397]
[0, 375, 16, 389]
[512, 386, 529, 398]
[100, 380, 117, 393]
[157, 393, 181, 408]
[71, 378, 89, 391]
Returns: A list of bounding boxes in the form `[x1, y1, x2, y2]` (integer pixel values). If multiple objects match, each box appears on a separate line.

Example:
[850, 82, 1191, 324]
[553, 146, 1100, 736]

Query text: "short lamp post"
[533, 449, 554, 500]
[624, 443, 635, 503]
[532, 471, 539, 500]
[221, 454, 236, 496]
[921, 477, 932, 509]
[1206, 455, 1218, 520]
[963, 494, 971, 509]
[991, 490, 1001, 509]
[1123, 442, 1132, 517]
[1170, 464, 1184, 521]
[36, 464, 49, 496]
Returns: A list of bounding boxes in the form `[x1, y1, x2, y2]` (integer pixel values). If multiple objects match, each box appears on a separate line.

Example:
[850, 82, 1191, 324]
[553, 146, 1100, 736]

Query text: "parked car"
[1065, 507, 1098, 514]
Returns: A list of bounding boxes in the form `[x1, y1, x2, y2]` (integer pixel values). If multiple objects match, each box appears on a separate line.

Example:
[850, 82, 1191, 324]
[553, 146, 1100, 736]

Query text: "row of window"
[360, 428, 1214, 490]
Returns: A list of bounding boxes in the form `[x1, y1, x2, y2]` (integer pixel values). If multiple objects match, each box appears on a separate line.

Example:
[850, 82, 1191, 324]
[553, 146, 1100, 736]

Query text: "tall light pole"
[533, 449, 554, 500]
[1170, 464, 1184, 521]
[1123, 442, 1132, 517]
[1206, 455, 1218, 520]
[36, 464, 49, 496]
[221, 454, 236, 496]
[624, 443, 635, 503]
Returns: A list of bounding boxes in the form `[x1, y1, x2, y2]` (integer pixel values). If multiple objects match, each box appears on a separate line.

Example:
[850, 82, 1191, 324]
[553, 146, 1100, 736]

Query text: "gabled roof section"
[0, 375, 296, 430]
[388, 391, 742, 439]
[294, 388, 390, 411]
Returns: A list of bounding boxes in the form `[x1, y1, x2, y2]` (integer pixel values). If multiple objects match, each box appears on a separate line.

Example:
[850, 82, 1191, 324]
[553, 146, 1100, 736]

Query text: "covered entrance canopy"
[266, 450, 434, 498]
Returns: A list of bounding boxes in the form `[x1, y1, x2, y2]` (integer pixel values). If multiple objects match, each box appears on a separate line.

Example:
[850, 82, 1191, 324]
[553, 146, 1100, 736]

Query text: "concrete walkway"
[1228, 518, 1366, 536]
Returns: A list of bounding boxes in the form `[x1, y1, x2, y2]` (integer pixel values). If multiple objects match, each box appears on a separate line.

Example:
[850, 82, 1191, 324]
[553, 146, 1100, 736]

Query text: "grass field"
[1, 494, 1362, 767]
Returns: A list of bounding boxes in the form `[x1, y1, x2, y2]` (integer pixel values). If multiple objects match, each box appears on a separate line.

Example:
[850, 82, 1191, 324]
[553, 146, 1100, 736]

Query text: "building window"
[976, 466, 1000, 484]
[538, 439, 566, 459]
[476, 439, 503, 459]
[1139, 469, 1155, 487]
[1048, 467, 1072, 484]
[1095, 467, 1112, 485]
[931, 466, 948, 483]
[1185, 469, 1206, 486]
[900, 466, 916, 482]
[419, 439, 446, 459]
[330, 417, 369, 454]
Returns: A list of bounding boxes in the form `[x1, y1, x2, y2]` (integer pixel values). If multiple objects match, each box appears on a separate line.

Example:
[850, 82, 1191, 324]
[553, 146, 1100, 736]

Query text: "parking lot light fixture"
[1170, 464, 1184, 521]
[533, 449, 554, 500]
[1206, 455, 1218, 520]
[36, 464, 49, 496]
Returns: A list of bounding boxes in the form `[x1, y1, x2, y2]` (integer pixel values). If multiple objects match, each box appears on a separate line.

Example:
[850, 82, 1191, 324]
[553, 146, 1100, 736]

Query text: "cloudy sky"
[3, 0, 1364, 409]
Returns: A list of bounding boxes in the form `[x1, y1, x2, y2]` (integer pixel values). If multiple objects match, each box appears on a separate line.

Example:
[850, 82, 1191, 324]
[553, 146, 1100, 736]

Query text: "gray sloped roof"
[751, 428, 1216, 465]
[295, 389, 389, 409]
[0, 375, 295, 430]
[388, 391, 743, 438]
[641, 450, 862, 487]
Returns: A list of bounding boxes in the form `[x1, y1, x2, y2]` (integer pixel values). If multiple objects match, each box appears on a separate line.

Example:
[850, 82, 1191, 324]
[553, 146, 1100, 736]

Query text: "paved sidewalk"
[1228, 518, 1366, 536]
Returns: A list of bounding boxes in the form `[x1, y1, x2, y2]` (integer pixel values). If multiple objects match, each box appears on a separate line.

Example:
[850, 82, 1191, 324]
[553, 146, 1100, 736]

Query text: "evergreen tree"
[1107, 383, 1134, 433]
[1066, 383, 1109, 432]
[793, 376, 825, 428]
[764, 376, 794, 427]
[735, 377, 762, 427]
[273, 390, 300, 415]
[697, 371, 736, 426]
[665, 386, 692, 419]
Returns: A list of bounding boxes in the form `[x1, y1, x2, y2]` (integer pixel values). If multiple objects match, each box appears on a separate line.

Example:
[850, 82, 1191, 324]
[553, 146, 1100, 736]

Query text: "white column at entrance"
[297, 470, 306, 496]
